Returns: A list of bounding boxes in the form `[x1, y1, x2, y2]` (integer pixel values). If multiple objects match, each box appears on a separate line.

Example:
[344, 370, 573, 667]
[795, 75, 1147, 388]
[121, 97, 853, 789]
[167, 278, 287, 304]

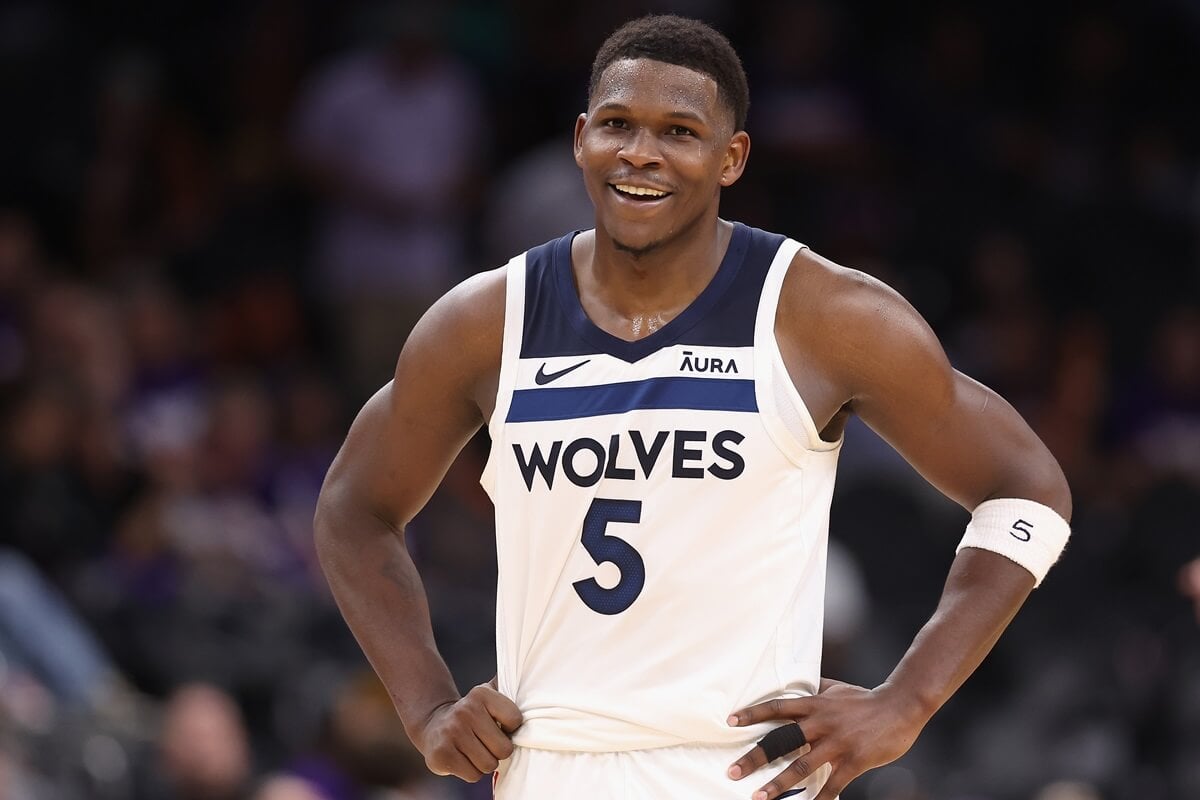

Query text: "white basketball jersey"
[481, 223, 843, 752]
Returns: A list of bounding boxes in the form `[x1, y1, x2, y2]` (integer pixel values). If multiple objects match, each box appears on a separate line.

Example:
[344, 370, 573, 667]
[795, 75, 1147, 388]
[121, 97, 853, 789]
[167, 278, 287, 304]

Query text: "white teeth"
[614, 184, 668, 198]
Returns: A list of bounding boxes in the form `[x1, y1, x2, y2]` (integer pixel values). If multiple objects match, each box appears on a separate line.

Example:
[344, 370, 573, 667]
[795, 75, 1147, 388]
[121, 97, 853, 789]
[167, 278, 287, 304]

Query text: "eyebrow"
[595, 102, 708, 124]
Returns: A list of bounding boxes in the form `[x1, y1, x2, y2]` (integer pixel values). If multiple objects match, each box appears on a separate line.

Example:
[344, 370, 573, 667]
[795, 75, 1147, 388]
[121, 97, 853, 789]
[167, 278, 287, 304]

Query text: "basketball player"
[314, 15, 1072, 800]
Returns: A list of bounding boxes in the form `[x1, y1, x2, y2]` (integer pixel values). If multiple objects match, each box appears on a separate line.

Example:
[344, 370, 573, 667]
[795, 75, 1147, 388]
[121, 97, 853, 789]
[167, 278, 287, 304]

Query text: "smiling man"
[314, 15, 1072, 800]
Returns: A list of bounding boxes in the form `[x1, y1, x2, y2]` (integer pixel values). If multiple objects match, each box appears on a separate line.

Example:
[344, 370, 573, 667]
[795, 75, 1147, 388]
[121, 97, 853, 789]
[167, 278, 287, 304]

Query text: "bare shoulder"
[396, 265, 508, 420]
[413, 265, 507, 353]
[781, 248, 919, 332]
[778, 247, 952, 404]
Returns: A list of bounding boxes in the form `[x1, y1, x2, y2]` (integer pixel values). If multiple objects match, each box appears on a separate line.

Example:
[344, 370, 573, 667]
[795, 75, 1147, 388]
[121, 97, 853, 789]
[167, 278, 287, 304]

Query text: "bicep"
[326, 383, 479, 536]
[321, 281, 501, 532]
[843, 291, 1069, 516]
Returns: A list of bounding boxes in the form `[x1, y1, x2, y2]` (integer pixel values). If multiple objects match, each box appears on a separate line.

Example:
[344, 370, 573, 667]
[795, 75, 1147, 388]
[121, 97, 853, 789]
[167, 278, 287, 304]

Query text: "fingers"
[426, 743, 484, 781]
[727, 696, 815, 783]
[424, 686, 521, 781]
[456, 728, 504, 777]
[474, 683, 524, 733]
[751, 743, 834, 800]
[465, 691, 516, 760]
[425, 726, 492, 782]
[727, 738, 809, 781]
[728, 696, 813, 727]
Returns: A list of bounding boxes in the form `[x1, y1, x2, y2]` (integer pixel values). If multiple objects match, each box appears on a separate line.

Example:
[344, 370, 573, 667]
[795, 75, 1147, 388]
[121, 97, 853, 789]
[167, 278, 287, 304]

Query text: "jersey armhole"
[754, 241, 844, 462]
[480, 253, 527, 497]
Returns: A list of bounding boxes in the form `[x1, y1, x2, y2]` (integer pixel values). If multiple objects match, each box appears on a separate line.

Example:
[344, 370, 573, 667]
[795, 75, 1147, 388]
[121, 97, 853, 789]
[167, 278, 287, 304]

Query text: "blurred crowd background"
[0, 0, 1198, 798]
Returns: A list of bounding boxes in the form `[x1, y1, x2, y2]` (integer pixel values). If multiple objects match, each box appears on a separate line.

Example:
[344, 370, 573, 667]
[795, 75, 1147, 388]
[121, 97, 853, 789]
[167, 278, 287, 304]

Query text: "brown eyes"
[599, 119, 695, 137]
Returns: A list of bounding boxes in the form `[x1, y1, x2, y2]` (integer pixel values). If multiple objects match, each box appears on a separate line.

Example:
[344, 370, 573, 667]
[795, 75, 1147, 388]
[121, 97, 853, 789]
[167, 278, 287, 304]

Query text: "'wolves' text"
[513, 429, 745, 490]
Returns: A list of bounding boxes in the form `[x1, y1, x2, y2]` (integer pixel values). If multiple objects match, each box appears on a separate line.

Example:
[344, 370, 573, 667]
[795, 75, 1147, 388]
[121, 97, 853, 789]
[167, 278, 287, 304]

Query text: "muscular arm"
[730, 251, 1071, 800]
[822, 257, 1070, 714]
[314, 269, 520, 780]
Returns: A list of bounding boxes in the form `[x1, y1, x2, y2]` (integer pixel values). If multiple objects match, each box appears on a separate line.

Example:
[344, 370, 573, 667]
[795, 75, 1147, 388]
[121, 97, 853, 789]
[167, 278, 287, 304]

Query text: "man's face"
[574, 58, 749, 257]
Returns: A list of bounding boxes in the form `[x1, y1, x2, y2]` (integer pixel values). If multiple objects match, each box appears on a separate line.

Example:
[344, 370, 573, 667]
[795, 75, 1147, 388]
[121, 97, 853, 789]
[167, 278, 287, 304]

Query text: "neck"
[571, 215, 734, 341]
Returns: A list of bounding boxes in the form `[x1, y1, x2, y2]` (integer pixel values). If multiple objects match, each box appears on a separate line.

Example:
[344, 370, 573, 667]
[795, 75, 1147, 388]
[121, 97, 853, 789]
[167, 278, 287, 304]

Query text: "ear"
[718, 130, 751, 187]
[573, 113, 588, 167]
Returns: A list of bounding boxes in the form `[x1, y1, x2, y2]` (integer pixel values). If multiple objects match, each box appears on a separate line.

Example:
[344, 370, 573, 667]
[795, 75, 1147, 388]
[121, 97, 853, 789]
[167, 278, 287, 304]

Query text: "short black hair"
[589, 15, 749, 131]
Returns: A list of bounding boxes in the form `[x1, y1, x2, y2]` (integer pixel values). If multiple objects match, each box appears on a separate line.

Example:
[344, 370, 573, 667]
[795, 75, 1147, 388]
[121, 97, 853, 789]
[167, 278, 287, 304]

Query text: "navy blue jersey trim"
[506, 377, 757, 423]
[517, 223, 789, 360]
[683, 225, 787, 347]
[552, 222, 752, 362]
[520, 235, 595, 359]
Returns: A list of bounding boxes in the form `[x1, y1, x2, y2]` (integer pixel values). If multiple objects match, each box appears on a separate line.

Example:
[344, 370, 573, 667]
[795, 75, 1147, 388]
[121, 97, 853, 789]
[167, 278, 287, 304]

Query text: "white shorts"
[493, 743, 832, 799]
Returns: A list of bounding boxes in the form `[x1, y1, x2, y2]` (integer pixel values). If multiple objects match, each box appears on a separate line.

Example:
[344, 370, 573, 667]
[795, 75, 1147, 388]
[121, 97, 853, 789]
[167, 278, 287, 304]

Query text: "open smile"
[608, 183, 673, 204]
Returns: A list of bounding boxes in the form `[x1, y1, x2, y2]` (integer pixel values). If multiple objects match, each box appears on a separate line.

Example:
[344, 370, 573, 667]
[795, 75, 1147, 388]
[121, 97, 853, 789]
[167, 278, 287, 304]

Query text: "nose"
[618, 126, 662, 169]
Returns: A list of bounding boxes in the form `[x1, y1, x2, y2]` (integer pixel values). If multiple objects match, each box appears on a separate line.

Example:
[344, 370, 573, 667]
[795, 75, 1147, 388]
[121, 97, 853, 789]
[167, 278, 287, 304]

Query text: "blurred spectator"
[1035, 781, 1103, 800]
[1045, 13, 1129, 206]
[79, 50, 165, 274]
[952, 232, 1053, 416]
[205, 275, 309, 372]
[153, 683, 253, 800]
[292, 0, 485, 395]
[1181, 557, 1200, 624]
[482, 136, 593, 265]
[1110, 305, 1200, 486]
[0, 549, 123, 709]
[1, 376, 89, 573]
[1034, 315, 1110, 497]
[0, 211, 43, 386]
[748, 1, 887, 260]
[285, 670, 453, 800]
[269, 367, 346, 588]
[101, 373, 322, 694]
[120, 276, 207, 491]
[751, 0, 865, 169]
[253, 775, 327, 800]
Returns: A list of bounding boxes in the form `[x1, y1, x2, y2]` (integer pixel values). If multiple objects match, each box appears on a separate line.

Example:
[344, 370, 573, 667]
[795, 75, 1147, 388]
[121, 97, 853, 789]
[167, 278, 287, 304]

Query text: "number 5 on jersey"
[573, 498, 644, 615]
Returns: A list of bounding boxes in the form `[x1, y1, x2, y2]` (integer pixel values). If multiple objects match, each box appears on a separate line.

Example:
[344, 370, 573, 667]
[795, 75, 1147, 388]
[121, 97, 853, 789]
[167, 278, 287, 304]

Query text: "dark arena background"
[1, 1, 1198, 798]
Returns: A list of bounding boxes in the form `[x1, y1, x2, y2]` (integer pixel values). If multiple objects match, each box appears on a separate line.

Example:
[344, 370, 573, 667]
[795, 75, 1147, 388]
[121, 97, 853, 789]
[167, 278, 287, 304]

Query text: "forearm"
[314, 500, 460, 744]
[876, 547, 1033, 721]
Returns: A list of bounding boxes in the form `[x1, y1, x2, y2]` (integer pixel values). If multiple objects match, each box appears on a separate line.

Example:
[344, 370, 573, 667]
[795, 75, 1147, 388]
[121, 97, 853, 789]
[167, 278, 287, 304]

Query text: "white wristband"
[956, 498, 1070, 587]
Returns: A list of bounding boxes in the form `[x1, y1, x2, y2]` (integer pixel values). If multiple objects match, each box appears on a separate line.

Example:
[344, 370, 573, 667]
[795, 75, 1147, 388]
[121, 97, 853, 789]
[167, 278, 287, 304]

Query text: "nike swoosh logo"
[534, 359, 590, 385]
